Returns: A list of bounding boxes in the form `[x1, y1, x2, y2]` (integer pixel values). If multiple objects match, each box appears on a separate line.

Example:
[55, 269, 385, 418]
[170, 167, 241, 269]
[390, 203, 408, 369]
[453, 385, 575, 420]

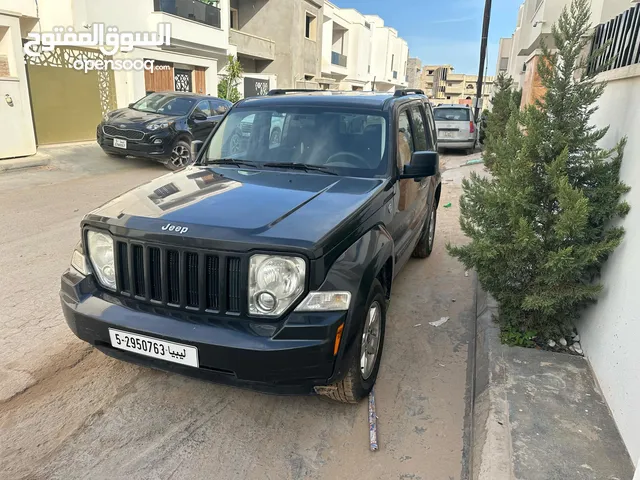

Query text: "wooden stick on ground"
[369, 387, 379, 451]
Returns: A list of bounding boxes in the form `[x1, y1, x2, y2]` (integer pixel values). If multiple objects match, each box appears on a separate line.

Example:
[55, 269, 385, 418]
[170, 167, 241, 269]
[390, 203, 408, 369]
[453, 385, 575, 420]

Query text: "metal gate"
[174, 69, 192, 92]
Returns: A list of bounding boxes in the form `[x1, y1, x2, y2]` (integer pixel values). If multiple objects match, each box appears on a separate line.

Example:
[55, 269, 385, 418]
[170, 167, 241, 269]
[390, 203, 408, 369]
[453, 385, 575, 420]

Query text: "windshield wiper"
[263, 162, 338, 175]
[205, 158, 259, 168]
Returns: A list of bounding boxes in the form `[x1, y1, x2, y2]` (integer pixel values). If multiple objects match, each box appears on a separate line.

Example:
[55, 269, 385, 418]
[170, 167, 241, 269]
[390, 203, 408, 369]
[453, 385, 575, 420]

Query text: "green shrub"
[448, 0, 630, 339]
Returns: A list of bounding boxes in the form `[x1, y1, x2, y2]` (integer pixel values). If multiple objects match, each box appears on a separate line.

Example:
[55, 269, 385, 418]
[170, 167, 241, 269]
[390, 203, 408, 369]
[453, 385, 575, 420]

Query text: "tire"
[412, 202, 437, 258]
[166, 140, 192, 170]
[318, 280, 386, 404]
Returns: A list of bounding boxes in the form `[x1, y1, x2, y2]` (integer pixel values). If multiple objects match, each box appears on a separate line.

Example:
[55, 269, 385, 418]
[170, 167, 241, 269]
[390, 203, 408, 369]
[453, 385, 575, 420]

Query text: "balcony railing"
[393, 71, 398, 79]
[331, 51, 347, 68]
[587, 3, 640, 75]
[154, 0, 221, 29]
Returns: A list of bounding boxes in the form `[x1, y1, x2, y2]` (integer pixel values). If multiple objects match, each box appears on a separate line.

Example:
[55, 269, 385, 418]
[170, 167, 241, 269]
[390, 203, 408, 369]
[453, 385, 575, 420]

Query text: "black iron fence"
[154, 0, 221, 29]
[588, 4, 640, 74]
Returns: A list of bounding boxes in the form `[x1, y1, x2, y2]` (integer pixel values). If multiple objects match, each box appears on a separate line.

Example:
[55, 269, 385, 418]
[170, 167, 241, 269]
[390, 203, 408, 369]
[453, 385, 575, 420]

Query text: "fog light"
[256, 291, 277, 312]
[153, 138, 163, 144]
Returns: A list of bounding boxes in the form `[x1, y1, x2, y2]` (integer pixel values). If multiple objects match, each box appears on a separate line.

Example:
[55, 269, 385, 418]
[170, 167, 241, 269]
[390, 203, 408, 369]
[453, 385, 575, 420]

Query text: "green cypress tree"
[483, 73, 521, 169]
[448, 0, 630, 339]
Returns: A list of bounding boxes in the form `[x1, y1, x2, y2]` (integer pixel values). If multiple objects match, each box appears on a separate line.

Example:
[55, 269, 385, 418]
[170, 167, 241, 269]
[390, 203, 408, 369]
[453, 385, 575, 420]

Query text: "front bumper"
[60, 269, 347, 394]
[97, 124, 174, 160]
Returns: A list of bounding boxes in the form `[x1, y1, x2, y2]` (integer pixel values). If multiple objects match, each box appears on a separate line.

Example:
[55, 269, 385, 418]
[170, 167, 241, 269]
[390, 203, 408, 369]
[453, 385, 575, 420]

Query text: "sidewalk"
[472, 282, 634, 480]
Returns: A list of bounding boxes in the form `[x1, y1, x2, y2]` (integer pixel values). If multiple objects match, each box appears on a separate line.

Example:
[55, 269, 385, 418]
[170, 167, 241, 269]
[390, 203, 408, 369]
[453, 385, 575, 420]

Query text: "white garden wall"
[579, 65, 640, 468]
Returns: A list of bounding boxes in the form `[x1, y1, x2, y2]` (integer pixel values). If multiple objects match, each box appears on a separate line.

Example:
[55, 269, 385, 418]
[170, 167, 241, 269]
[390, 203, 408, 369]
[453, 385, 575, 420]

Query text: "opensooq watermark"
[23, 23, 172, 73]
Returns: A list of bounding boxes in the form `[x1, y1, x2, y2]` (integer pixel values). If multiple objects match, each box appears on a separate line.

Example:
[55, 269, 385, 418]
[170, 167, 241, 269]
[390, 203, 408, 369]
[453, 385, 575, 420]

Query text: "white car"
[433, 105, 477, 154]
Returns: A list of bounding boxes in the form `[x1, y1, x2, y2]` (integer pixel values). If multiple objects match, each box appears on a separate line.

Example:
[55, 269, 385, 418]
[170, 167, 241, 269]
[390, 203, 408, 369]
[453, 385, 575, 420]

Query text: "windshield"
[433, 108, 470, 121]
[203, 107, 389, 178]
[131, 93, 196, 116]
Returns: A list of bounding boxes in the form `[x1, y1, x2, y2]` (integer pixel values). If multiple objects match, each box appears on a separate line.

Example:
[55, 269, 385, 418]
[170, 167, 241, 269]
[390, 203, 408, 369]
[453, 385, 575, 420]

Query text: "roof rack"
[267, 89, 323, 95]
[394, 88, 425, 97]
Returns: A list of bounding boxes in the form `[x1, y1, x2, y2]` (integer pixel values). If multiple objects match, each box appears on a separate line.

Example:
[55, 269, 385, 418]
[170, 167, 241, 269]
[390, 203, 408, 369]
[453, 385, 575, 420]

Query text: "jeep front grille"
[114, 240, 243, 315]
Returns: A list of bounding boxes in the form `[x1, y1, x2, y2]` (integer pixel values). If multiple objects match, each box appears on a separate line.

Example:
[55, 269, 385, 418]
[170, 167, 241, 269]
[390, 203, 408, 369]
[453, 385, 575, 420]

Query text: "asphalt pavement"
[0, 144, 484, 480]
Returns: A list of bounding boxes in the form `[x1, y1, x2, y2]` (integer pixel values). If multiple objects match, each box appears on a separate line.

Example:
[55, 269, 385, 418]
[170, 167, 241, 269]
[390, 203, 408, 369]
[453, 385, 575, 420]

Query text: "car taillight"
[469, 121, 475, 133]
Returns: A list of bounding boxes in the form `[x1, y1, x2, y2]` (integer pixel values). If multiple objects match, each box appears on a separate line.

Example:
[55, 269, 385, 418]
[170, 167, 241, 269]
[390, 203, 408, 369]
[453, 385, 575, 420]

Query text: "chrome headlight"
[249, 255, 306, 316]
[147, 120, 171, 131]
[86, 230, 116, 290]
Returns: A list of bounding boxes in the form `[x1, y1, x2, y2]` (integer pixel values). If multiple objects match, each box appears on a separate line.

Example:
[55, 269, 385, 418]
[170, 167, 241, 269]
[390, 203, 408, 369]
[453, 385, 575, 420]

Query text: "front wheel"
[166, 140, 192, 170]
[318, 280, 386, 403]
[412, 202, 437, 258]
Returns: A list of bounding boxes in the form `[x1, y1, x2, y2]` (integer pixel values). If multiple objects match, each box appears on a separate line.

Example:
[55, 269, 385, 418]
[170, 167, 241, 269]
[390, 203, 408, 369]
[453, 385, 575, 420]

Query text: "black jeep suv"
[61, 89, 442, 403]
[98, 91, 232, 170]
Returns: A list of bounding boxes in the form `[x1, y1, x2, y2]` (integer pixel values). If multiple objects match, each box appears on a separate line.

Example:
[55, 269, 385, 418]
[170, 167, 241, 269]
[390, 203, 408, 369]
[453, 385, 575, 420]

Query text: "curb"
[472, 280, 513, 480]
[0, 153, 50, 173]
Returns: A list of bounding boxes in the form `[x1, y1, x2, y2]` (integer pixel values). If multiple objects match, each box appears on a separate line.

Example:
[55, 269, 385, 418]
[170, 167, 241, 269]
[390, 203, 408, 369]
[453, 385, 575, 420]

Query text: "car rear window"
[433, 108, 470, 121]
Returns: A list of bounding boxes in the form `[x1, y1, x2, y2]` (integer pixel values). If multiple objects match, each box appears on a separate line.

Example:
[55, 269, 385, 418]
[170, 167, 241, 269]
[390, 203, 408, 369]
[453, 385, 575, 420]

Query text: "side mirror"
[192, 112, 208, 121]
[191, 140, 204, 158]
[400, 151, 438, 180]
[128, 103, 134, 108]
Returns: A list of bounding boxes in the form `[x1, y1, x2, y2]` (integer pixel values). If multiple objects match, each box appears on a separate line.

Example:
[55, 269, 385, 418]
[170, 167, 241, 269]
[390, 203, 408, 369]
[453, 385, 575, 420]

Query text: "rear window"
[433, 108, 470, 121]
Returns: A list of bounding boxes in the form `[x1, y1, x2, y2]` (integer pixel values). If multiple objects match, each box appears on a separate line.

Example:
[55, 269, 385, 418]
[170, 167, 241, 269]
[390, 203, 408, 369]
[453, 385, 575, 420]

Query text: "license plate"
[440, 131, 455, 139]
[113, 138, 127, 149]
[109, 328, 199, 368]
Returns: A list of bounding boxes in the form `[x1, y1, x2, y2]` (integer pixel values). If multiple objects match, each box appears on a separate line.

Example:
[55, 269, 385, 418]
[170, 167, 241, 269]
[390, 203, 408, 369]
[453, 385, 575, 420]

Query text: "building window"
[368, 65, 371, 73]
[230, 8, 239, 29]
[499, 57, 509, 71]
[305, 13, 317, 40]
[446, 95, 451, 100]
[427, 69, 433, 74]
[304, 74, 314, 81]
[364, 21, 371, 29]
[391, 54, 394, 70]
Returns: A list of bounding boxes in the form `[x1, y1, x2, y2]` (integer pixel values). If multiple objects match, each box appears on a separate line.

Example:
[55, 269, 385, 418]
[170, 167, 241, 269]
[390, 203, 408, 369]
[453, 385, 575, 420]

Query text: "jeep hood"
[85, 166, 386, 255]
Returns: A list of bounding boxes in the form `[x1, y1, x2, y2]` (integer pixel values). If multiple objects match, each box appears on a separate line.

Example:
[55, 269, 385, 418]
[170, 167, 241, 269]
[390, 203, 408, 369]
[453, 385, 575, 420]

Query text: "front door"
[388, 104, 431, 266]
[190, 100, 215, 141]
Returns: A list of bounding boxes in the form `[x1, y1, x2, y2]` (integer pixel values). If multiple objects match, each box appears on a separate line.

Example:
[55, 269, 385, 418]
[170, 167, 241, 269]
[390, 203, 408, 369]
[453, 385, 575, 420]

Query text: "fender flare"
[315, 225, 394, 379]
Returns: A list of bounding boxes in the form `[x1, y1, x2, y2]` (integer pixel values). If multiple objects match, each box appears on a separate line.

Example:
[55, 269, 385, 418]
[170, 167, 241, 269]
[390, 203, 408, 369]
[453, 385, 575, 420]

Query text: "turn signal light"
[334, 324, 344, 356]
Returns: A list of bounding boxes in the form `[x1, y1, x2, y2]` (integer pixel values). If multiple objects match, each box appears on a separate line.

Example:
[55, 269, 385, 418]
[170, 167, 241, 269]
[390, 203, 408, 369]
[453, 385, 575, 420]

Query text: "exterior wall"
[366, 15, 408, 90]
[407, 57, 421, 89]
[496, 37, 513, 75]
[0, 10, 37, 159]
[579, 65, 640, 468]
[233, 0, 323, 88]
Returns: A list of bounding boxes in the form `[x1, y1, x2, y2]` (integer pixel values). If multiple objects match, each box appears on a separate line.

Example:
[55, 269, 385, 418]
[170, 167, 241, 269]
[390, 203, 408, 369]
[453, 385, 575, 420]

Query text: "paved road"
[0, 144, 482, 480]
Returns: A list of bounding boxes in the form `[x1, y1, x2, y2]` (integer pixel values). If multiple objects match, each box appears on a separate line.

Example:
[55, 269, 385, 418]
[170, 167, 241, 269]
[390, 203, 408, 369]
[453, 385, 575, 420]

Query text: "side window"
[194, 100, 212, 117]
[210, 100, 229, 115]
[409, 105, 428, 152]
[397, 110, 414, 168]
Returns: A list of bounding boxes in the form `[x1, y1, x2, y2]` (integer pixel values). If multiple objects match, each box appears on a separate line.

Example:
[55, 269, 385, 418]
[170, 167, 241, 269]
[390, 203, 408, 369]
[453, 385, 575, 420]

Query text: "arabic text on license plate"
[441, 131, 454, 139]
[108, 328, 199, 367]
[113, 138, 127, 149]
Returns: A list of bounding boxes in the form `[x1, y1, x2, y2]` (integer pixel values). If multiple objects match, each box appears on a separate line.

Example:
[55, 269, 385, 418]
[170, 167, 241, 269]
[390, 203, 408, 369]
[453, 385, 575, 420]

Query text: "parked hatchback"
[433, 105, 477, 154]
[97, 92, 232, 170]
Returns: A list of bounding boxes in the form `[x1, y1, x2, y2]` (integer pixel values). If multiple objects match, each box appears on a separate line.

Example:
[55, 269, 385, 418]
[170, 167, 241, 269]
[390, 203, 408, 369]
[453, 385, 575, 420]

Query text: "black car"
[62, 88, 442, 403]
[97, 91, 232, 170]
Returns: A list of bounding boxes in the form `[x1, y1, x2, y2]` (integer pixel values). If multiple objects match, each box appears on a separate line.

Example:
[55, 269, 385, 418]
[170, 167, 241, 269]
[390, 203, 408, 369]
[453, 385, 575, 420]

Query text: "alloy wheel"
[360, 301, 382, 380]
[170, 144, 191, 168]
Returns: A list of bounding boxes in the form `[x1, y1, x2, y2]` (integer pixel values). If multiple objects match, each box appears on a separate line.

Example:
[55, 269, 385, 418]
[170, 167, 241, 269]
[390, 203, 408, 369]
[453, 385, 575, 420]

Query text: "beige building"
[412, 63, 494, 108]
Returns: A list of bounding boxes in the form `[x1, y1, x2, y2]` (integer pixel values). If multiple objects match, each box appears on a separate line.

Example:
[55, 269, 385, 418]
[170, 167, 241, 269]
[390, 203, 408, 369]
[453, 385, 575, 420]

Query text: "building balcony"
[153, 0, 221, 28]
[331, 52, 347, 68]
[149, 0, 229, 55]
[448, 73, 464, 81]
[230, 29, 275, 61]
